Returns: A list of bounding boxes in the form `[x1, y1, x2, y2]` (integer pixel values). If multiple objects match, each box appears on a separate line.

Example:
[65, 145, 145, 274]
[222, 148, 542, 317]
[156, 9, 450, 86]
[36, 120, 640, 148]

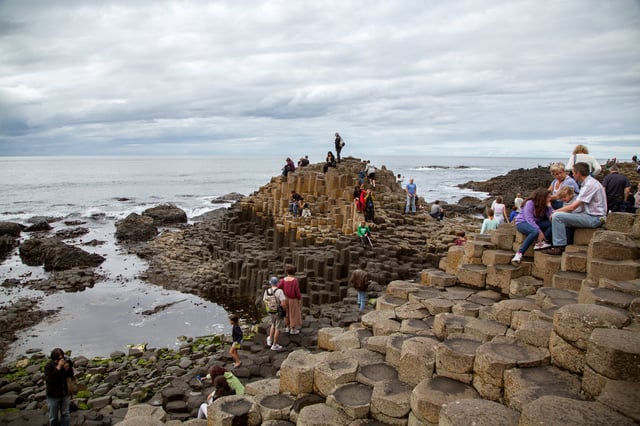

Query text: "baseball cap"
[269, 277, 279, 286]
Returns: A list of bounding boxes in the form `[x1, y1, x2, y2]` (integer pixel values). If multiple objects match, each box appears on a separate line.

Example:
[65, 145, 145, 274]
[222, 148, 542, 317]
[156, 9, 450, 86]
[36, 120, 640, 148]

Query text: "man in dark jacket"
[350, 261, 370, 312]
[44, 347, 75, 426]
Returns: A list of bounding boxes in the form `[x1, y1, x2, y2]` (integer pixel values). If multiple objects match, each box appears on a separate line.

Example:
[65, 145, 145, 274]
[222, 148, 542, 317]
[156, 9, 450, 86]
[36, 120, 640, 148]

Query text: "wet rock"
[212, 192, 245, 204]
[18, 237, 105, 271]
[0, 221, 24, 237]
[24, 221, 52, 232]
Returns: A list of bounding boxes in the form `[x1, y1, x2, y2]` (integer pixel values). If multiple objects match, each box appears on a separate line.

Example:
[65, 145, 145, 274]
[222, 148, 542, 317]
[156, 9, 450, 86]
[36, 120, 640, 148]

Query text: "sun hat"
[269, 277, 279, 286]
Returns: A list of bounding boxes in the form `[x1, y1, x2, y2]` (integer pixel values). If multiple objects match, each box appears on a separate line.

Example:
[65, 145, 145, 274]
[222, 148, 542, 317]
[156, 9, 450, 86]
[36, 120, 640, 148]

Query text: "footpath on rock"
[0, 157, 638, 425]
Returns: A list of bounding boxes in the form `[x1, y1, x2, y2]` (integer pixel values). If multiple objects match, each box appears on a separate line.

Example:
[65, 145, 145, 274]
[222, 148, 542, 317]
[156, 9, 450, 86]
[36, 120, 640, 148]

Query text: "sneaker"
[511, 252, 522, 264]
[534, 241, 552, 251]
[284, 327, 290, 333]
[271, 344, 283, 351]
[289, 329, 300, 334]
[266, 336, 272, 347]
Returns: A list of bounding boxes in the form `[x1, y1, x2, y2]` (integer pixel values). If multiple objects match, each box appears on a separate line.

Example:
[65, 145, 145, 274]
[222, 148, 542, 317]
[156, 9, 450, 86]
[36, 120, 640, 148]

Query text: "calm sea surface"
[0, 155, 560, 361]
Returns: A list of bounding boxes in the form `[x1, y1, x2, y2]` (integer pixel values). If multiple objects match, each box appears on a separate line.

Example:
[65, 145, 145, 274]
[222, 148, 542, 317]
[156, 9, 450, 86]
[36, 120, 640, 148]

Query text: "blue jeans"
[289, 202, 299, 216]
[357, 290, 367, 311]
[47, 396, 70, 426]
[405, 195, 416, 213]
[516, 219, 551, 254]
[551, 212, 603, 246]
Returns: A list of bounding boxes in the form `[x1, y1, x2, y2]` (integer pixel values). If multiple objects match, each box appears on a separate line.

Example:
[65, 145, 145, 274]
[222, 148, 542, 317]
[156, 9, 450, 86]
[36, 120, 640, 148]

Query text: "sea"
[0, 155, 559, 362]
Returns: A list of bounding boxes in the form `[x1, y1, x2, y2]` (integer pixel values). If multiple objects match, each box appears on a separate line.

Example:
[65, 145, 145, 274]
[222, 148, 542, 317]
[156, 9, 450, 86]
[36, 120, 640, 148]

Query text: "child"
[454, 231, 466, 245]
[229, 314, 242, 368]
[508, 206, 519, 223]
[357, 221, 372, 248]
[301, 203, 311, 218]
[555, 186, 575, 204]
[480, 209, 499, 234]
[263, 277, 286, 351]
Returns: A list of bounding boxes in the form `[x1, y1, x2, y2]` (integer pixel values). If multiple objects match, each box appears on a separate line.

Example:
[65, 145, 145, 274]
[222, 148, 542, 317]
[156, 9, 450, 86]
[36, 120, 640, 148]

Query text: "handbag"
[67, 376, 78, 395]
[277, 303, 286, 318]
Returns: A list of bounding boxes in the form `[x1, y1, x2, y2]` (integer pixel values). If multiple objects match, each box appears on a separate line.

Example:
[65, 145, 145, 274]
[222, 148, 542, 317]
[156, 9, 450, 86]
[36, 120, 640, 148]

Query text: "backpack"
[264, 288, 278, 313]
[366, 197, 374, 209]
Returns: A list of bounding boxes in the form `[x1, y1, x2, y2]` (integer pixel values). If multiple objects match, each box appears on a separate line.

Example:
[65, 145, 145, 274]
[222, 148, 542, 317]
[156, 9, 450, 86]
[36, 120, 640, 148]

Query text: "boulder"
[142, 204, 188, 226]
[115, 213, 158, 242]
[0, 221, 23, 237]
[19, 238, 105, 271]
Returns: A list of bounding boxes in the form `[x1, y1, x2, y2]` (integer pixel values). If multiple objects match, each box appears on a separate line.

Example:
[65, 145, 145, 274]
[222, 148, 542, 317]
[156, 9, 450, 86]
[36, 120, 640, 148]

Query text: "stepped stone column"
[473, 336, 550, 401]
[397, 336, 439, 386]
[279, 350, 317, 395]
[550, 304, 630, 373]
[582, 328, 640, 399]
[370, 379, 413, 424]
[439, 398, 520, 426]
[255, 393, 295, 422]
[503, 365, 581, 411]
[296, 403, 350, 426]
[519, 395, 636, 426]
[410, 376, 480, 425]
[435, 337, 482, 384]
[326, 382, 373, 421]
[209, 394, 261, 426]
[313, 356, 359, 397]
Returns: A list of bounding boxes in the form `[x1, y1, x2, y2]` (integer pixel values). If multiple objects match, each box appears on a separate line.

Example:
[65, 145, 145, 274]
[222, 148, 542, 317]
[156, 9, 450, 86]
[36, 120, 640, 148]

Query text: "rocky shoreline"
[0, 158, 638, 425]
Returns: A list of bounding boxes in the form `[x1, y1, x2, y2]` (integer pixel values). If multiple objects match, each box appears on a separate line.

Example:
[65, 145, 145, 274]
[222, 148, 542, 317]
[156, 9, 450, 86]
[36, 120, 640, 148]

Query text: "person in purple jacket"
[511, 188, 554, 264]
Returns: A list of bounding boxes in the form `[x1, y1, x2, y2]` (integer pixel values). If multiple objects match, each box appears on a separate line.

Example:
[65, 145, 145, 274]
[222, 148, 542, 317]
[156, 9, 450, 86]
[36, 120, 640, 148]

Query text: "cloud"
[0, 0, 639, 158]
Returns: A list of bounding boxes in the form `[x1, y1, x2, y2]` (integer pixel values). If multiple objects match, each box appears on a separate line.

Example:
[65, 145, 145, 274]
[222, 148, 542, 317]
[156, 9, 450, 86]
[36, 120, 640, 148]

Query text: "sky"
[0, 0, 639, 159]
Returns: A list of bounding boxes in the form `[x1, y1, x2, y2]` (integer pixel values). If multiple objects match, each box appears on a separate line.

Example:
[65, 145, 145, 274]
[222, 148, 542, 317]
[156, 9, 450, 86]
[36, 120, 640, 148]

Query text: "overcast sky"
[1, 0, 639, 159]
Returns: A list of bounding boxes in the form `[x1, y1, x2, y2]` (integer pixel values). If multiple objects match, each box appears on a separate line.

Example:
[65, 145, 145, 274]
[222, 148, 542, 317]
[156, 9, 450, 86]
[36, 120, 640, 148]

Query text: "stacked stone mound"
[143, 157, 467, 311]
[204, 211, 639, 425]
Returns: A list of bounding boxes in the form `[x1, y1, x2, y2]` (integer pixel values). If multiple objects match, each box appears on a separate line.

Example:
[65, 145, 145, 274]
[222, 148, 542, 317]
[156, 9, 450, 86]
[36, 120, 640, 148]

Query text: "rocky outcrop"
[0, 222, 23, 238]
[142, 204, 188, 226]
[18, 238, 105, 271]
[115, 213, 158, 242]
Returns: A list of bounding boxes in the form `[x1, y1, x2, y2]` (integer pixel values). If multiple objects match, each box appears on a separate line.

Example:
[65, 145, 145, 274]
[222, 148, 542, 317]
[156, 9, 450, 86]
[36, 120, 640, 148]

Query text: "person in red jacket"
[278, 264, 302, 334]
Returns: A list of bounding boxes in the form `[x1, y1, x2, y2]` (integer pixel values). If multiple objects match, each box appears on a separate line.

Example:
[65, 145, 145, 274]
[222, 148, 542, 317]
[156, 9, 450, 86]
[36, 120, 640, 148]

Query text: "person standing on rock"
[45, 347, 75, 426]
[278, 264, 302, 334]
[364, 161, 376, 187]
[405, 178, 417, 214]
[228, 314, 243, 368]
[350, 261, 370, 312]
[363, 189, 375, 222]
[334, 132, 345, 162]
[263, 276, 286, 351]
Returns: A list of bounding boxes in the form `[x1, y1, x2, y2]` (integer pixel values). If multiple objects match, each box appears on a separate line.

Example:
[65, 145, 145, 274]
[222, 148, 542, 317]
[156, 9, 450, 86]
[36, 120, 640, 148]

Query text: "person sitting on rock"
[323, 151, 337, 173]
[480, 209, 499, 234]
[197, 366, 245, 419]
[297, 155, 309, 167]
[289, 190, 303, 216]
[281, 157, 296, 177]
[454, 231, 466, 245]
[429, 200, 444, 221]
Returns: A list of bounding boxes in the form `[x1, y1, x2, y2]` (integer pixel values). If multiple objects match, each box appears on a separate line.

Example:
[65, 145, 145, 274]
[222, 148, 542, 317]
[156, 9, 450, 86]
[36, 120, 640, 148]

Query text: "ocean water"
[0, 155, 557, 361]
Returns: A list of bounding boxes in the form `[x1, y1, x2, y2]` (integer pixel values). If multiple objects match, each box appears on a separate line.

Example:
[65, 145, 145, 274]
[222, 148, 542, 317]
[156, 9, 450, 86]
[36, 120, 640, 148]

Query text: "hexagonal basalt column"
[209, 394, 262, 426]
[356, 362, 398, 388]
[410, 376, 480, 425]
[519, 395, 636, 426]
[313, 357, 359, 397]
[370, 379, 412, 424]
[473, 337, 550, 401]
[435, 337, 483, 384]
[398, 336, 439, 386]
[326, 382, 373, 420]
[439, 398, 520, 426]
[279, 350, 317, 395]
[296, 403, 350, 426]
[256, 393, 295, 422]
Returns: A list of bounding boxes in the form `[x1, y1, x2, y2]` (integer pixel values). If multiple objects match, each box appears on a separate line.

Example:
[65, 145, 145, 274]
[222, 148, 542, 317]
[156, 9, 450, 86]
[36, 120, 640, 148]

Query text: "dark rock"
[115, 213, 158, 242]
[142, 204, 188, 226]
[211, 192, 245, 204]
[24, 221, 52, 232]
[0, 221, 23, 237]
[0, 235, 18, 261]
[55, 227, 90, 240]
[26, 216, 61, 224]
[18, 238, 105, 271]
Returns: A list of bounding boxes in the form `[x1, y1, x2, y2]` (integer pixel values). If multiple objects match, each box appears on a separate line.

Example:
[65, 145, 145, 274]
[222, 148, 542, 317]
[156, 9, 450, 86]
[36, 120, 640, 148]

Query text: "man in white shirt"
[546, 162, 606, 255]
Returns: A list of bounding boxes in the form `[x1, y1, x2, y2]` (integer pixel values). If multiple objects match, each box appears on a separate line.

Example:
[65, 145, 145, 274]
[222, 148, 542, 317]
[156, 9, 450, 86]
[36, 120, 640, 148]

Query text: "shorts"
[232, 341, 242, 349]
[269, 312, 283, 329]
[368, 173, 376, 179]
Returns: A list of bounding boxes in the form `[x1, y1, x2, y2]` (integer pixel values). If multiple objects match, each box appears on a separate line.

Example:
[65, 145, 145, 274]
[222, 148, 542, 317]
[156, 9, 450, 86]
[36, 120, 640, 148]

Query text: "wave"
[410, 166, 488, 171]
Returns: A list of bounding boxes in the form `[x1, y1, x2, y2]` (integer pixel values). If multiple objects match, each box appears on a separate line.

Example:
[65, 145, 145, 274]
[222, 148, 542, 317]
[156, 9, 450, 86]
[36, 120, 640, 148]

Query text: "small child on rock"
[229, 314, 243, 368]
